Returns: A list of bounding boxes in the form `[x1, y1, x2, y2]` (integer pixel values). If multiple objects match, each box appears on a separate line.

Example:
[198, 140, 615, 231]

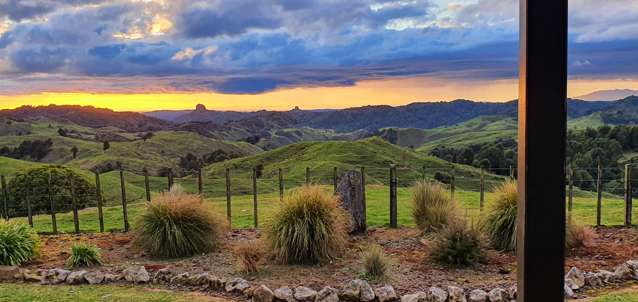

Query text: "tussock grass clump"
[133, 185, 227, 258]
[361, 244, 389, 280]
[234, 240, 262, 274]
[430, 221, 485, 266]
[67, 243, 102, 268]
[566, 220, 595, 250]
[265, 185, 348, 265]
[412, 181, 456, 233]
[0, 221, 40, 266]
[482, 180, 518, 252]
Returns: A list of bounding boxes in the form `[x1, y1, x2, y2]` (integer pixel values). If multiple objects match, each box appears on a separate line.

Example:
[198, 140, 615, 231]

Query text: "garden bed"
[21, 226, 638, 296]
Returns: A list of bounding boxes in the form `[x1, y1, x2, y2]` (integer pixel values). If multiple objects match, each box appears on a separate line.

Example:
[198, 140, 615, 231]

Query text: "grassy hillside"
[567, 112, 607, 130]
[0, 119, 261, 174]
[200, 137, 506, 196]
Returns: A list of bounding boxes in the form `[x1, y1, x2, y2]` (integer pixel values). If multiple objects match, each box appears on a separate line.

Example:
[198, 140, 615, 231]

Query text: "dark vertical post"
[167, 168, 173, 191]
[422, 165, 426, 181]
[360, 166, 367, 229]
[389, 165, 397, 228]
[278, 168, 284, 202]
[450, 166, 455, 202]
[480, 169, 485, 212]
[1, 176, 8, 221]
[625, 163, 632, 226]
[25, 188, 33, 227]
[68, 174, 80, 233]
[518, 0, 568, 300]
[596, 163, 602, 227]
[95, 171, 104, 232]
[306, 167, 310, 184]
[567, 165, 573, 214]
[197, 168, 203, 196]
[48, 173, 57, 234]
[225, 168, 231, 225]
[143, 168, 151, 202]
[118, 163, 129, 232]
[252, 167, 258, 228]
[333, 167, 338, 194]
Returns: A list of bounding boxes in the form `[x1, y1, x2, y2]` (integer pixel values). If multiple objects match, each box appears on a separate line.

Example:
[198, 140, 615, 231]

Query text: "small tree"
[70, 146, 78, 159]
[58, 128, 67, 137]
[102, 141, 110, 151]
[141, 132, 154, 142]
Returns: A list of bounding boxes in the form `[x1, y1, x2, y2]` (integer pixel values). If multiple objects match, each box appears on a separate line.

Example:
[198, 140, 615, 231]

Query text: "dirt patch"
[25, 226, 638, 295]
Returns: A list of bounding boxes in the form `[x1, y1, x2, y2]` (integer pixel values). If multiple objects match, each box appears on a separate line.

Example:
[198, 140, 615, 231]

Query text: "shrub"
[412, 181, 456, 233]
[482, 180, 518, 251]
[234, 240, 262, 274]
[67, 243, 102, 268]
[566, 220, 595, 250]
[133, 185, 227, 258]
[0, 221, 40, 266]
[7, 166, 96, 217]
[265, 185, 348, 264]
[361, 244, 388, 280]
[430, 221, 485, 266]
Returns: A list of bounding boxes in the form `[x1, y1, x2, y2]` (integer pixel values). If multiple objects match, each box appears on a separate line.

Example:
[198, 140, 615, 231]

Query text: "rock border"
[2, 260, 638, 301]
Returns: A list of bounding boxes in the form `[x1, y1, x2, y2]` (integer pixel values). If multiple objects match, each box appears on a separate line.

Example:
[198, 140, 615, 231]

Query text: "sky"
[0, 0, 637, 111]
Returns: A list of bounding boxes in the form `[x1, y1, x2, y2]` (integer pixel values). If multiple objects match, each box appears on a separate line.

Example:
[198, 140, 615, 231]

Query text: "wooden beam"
[517, 0, 568, 301]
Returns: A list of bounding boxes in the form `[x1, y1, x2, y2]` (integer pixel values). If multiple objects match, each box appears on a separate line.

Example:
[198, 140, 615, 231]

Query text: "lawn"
[0, 284, 227, 302]
[8, 181, 631, 233]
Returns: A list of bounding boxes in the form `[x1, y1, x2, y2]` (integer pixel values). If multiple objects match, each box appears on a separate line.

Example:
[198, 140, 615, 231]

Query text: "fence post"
[252, 167, 258, 228]
[278, 168, 284, 202]
[68, 174, 80, 233]
[143, 168, 151, 202]
[450, 166, 456, 202]
[480, 169, 485, 212]
[625, 163, 632, 226]
[26, 188, 33, 227]
[48, 173, 57, 234]
[333, 167, 338, 194]
[422, 165, 426, 181]
[306, 167, 310, 184]
[360, 166, 367, 228]
[567, 165, 573, 214]
[118, 163, 129, 232]
[1, 175, 8, 221]
[95, 171, 104, 232]
[390, 165, 397, 228]
[509, 165, 514, 178]
[596, 163, 602, 227]
[167, 168, 173, 191]
[225, 168, 231, 225]
[197, 167, 203, 196]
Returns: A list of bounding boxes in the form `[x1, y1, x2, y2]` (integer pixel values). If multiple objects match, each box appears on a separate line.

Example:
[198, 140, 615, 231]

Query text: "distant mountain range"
[575, 89, 638, 101]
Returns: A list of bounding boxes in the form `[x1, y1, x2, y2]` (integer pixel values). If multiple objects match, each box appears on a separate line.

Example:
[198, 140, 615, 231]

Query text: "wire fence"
[1, 162, 636, 233]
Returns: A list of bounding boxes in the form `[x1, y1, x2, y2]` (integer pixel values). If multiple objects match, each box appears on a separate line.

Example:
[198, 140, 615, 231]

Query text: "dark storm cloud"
[10, 47, 67, 72]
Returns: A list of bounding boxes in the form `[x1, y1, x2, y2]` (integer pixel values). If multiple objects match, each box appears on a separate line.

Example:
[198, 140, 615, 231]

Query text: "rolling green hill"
[0, 119, 261, 174]
[202, 137, 506, 194]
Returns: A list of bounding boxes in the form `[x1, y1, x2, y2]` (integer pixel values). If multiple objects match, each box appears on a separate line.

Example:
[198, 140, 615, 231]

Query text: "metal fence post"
[389, 165, 397, 228]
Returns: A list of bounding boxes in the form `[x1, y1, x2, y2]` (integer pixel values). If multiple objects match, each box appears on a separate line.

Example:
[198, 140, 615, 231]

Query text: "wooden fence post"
[225, 168, 231, 225]
[118, 163, 129, 232]
[333, 167, 338, 194]
[1, 175, 8, 221]
[26, 188, 33, 227]
[509, 165, 514, 178]
[422, 165, 426, 181]
[480, 169, 485, 212]
[252, 167, 258, 228]
[389, 165, 397, 228]
[306, 167, 310, 184]
[625, 163, 632, 226]
[143, 168, 151, 202]
[95, 171, 104, 232]
[278, 168, 284, 202]
[450, 166, 456, 202]
[48, 173, 57, 234]
[68, 174, 80, 233]
[197, 168, 203, 196]
[596, 163, 602, 227]
[567, 165, 573, 214]
[167, 168, 173, 191]
[360, 166, 367, 228]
